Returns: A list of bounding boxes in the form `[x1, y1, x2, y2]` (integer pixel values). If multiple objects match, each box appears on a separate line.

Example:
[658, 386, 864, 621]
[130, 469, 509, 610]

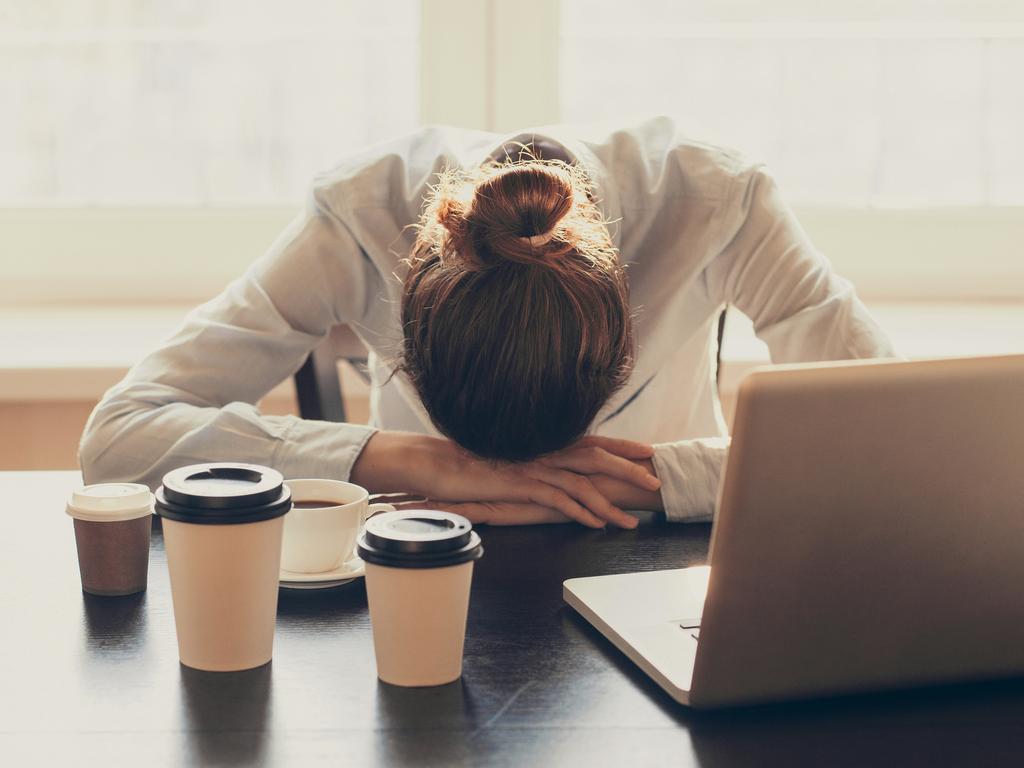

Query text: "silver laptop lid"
[691, 355, 1024, 708]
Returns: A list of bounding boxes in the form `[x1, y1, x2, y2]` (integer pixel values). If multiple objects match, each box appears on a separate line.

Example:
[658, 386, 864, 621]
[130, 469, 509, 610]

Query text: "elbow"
[78, 394, 151, 486]
[78, 402, 123, 485]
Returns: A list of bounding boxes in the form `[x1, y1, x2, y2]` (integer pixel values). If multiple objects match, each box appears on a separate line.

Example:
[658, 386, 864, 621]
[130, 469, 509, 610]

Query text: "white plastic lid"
[66, 483, 154, 523]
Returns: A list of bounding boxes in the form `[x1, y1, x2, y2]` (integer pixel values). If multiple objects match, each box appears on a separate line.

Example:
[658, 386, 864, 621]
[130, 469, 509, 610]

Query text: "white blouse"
[80, 116, 895, 522]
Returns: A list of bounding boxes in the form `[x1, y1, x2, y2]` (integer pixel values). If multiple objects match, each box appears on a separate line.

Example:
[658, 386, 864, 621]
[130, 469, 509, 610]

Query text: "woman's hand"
[400, 456, 666, 527]
[351, 432, 660, 529]
[589, 457, 665, 513]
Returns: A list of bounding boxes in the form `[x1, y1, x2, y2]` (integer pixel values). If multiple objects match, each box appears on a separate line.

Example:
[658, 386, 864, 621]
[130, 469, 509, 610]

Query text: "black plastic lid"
[357, 510, 483, 569]
[154, 463, 291, 525]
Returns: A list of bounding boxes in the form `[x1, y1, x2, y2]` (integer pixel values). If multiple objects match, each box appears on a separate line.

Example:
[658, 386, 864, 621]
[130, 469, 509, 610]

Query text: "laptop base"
[563, 566, 710, 706]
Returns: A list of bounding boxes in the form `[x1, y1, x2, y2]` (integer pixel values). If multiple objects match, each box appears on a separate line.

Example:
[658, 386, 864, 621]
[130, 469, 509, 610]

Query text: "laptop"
[564, 355, 1024, 709]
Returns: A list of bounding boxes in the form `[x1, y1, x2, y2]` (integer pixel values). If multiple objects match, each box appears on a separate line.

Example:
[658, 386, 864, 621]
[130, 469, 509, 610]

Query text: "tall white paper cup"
[358, 510, 483, 687]
[155, 463, 291, 672]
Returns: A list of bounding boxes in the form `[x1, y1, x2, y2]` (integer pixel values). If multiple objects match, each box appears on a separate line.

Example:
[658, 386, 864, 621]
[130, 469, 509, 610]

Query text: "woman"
[80, 116, 894, 528]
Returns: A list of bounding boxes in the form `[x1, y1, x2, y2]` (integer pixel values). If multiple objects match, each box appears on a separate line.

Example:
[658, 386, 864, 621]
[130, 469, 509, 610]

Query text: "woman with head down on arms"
[80, 118, 894, 528]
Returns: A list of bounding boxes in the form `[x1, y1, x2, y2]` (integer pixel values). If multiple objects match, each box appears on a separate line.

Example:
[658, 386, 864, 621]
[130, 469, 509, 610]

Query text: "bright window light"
[560, 0, 1024, 206]
[0, 1, 420, 205]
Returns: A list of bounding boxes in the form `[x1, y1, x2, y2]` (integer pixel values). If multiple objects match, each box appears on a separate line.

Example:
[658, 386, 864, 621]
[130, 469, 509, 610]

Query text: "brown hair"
[400, 158, 634, 462]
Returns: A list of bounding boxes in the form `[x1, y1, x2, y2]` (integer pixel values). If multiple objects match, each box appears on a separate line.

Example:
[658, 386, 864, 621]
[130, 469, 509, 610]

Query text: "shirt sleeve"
[654, 163, 897, 522]
[706, 163, 896, 362]
[79, 189, 380, 490]
[652, 437, 728, 523]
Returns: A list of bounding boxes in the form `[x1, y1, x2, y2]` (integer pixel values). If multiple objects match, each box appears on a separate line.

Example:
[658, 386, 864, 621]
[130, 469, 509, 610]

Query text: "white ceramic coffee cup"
[281, 479, 395, 574]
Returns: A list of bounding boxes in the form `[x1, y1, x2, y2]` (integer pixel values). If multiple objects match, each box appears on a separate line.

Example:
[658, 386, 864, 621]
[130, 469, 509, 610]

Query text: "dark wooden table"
[4, 471, 1024, 767]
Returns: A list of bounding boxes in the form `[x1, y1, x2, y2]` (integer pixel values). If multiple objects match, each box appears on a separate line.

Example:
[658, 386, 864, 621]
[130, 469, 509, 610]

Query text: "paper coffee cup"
[155, 463, 291, 672]
[357, 510, 483, 687]
[66, 483, 153, 597]
[282, 479, 395, 574]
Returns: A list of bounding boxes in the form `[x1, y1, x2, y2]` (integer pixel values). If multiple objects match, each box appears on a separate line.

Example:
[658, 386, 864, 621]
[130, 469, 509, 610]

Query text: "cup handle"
[364, 502, 396, 524]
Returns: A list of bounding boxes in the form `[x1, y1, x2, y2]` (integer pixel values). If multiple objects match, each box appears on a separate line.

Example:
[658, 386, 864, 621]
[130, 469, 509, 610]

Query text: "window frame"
[2, 0, 1022, 307]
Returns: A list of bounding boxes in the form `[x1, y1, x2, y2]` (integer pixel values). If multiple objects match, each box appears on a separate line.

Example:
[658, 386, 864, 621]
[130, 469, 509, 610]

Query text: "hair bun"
[465, 165, 575, 268]
[416, 158, 617, 275]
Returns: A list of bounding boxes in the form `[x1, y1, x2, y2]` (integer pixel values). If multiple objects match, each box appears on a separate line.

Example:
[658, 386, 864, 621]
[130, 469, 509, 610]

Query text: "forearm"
[81, 392, 376, 490]
[350, 430, 450, 496]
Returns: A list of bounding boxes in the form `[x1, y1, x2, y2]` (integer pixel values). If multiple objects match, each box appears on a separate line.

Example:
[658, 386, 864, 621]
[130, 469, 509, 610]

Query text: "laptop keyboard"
[678, 619, 701, 641]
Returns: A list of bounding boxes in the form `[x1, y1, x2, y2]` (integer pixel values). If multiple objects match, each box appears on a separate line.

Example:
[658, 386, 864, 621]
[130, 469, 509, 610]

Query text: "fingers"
[401, 442, 645, 531]
[527, 467, 638, 530]
[541, 446, 661, 492]
[577, 435, 655, 460]
[522, 480, 608, 529]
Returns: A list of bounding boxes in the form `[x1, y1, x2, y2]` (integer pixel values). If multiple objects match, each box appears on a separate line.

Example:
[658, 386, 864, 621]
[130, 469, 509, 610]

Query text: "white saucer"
[279, 578, 356, 591]
[279, 556, 365, 590]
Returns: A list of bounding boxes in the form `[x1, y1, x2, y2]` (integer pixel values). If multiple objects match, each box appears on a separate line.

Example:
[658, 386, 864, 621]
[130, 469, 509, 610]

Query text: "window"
[0, 1, 420, 204]
[2, 0, 1021, 306]
[560, 0, 1024, 207]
